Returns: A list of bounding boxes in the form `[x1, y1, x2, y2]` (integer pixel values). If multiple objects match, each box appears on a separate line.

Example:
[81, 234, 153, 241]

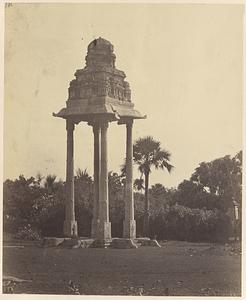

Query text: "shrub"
[148, 204, 231, 242]
[14, 224, 41, 240]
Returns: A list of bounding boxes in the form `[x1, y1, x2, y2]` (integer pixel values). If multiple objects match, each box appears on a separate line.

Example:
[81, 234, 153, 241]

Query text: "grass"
[2, 240, 241, 296]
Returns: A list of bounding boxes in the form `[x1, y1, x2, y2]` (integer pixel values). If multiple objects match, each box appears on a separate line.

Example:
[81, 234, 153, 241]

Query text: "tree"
[190, 151, 242, 212]
[133, 178, 144, 192]
[44, 175, 57, 194]
[75, 168, 92, 185]
[149, 183, 166, 198]
[3, 176, 42, 227]
[174, 180, 219, 210]
[133, 136, 173, 236]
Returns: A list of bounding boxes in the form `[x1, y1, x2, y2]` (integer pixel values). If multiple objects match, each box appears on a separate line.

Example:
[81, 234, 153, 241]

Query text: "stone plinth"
[41, 237, 161, 249]
[42, 237, 94, 248]
[110, 238, 138, 249]
[135, 238, 161, 247]
[42, 237, 66, 247]
[59, 238, 94, 249]
[90, 239, 112, 248]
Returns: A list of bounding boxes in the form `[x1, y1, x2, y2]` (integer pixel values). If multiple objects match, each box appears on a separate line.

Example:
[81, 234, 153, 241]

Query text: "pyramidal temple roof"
[87, 37, 113, 50]
[53, 37, 146, 123]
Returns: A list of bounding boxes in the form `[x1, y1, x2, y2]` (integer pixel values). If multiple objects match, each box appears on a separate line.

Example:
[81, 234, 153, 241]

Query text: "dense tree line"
[3, 148, 241, 243]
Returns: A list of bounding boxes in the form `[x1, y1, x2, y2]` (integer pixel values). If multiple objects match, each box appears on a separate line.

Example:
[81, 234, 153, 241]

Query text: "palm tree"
[133, 136, 173, 237]
[44, 175, 57, 195]
[75, 168, 92, 184]
[133, 178, 144, 193]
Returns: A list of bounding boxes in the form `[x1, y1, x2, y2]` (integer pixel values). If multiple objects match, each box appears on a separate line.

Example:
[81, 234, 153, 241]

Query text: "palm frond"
[161, 160, 173, 173]
[134, 136, 173, 175]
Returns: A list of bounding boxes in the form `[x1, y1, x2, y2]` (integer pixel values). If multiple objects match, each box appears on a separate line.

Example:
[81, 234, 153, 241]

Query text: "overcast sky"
[4, 3, 243, 188]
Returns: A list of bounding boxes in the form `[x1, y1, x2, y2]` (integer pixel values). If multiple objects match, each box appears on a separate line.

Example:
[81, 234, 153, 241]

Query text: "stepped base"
[42, 237, 161, 248]
[136, 238, 161, 247]
[110, 238, 138, 249]
[90, 239, 112, 248]
[42, 237, 94, 248]
[42, 237, 66, 247]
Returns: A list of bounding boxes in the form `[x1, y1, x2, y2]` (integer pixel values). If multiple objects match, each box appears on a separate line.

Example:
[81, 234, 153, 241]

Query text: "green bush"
[149, 204, 231, 242]
[14, 224, 41, 240]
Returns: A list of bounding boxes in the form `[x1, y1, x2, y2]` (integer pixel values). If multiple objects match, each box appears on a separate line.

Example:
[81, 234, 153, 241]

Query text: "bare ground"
[2, 240, 241, 296]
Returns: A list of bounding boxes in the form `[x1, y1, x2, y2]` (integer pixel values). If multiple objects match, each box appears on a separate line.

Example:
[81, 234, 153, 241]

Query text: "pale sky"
[3, 3, 243, 188]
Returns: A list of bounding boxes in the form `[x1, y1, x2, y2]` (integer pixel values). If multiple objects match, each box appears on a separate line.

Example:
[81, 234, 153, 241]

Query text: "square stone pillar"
[123, 120, 136, 239]
[97, 121, 111, 240]
[91, 123, 100, 238]
[64, 120, 78, 237]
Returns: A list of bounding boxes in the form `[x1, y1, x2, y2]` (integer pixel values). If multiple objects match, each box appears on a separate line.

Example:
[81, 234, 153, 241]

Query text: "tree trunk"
[143, 172, 149, 237]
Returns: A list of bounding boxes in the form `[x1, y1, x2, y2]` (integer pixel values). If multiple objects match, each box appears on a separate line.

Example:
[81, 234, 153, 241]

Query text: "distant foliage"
[3, 174, 66, 238]
[190, 151, 242, 212]
[134, 151, 242, 242]
[149, 205, 231, 242]
[74, 168, 94, 237]
[2, 151, 241, 242]
[108, 171, 125, 237]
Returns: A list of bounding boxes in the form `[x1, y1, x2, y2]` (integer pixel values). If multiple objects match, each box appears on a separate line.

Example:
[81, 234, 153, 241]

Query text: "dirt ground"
[2, 240, 241, 296]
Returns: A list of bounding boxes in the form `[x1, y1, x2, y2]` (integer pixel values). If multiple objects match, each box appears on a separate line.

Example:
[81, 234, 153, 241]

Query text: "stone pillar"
[123, 120, 136, 238]
[98, 121, 111, 240]
[63, 120, 78, 237]
[91, 124, 100, 238]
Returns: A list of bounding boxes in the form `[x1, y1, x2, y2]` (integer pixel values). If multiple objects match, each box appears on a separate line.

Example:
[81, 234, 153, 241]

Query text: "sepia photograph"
[1, 1, 244, 297]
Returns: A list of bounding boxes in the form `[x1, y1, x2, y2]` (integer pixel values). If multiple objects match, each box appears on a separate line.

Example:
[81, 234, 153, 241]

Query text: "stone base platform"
[90, 239, 112, 248]
[42, 237, 161, 249]
[109, 238, 138, 249]
[42, 237, 94, 248]
[135, 238, 161, 247]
